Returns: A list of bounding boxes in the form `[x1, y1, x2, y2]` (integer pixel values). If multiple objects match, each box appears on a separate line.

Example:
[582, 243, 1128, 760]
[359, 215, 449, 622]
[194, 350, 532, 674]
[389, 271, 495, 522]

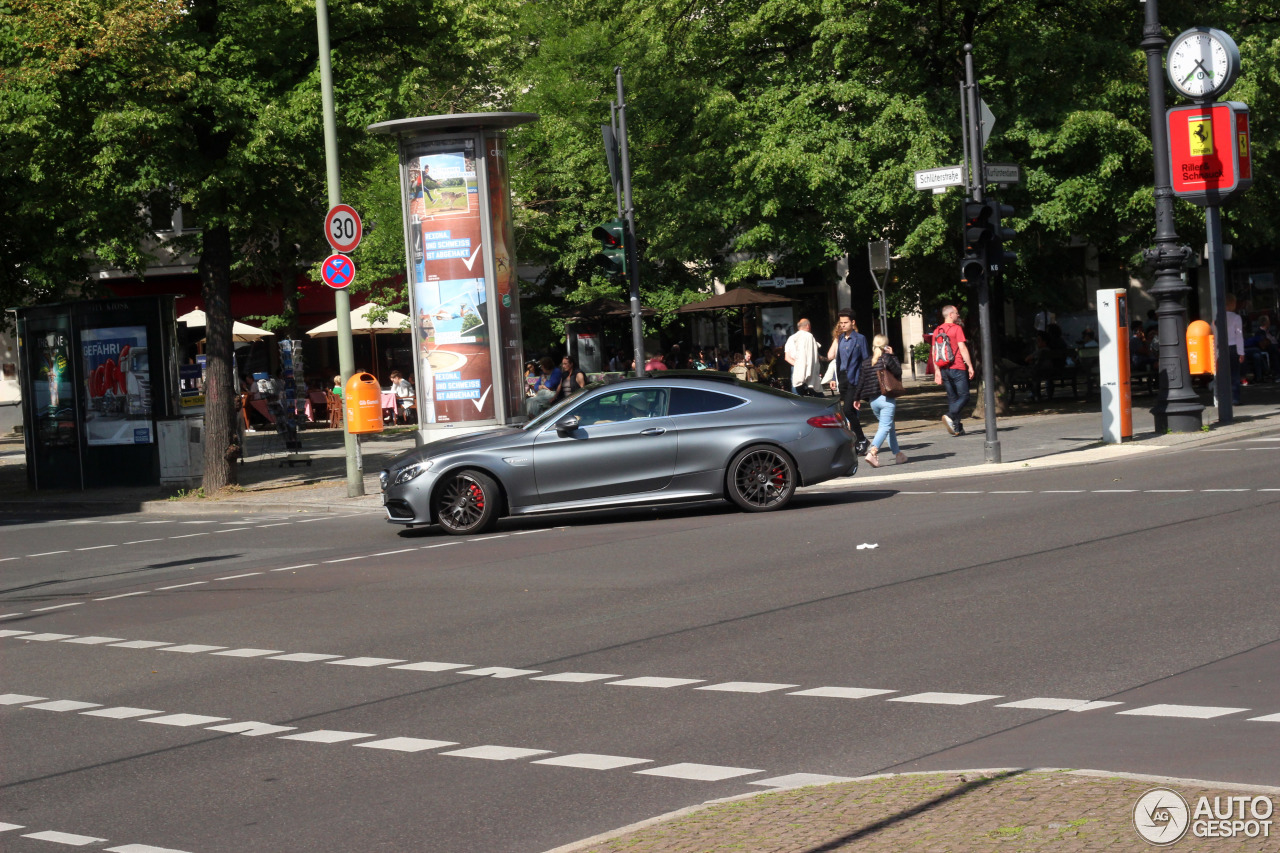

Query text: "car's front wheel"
[726, 445, 796, 512]
[433, 469, 501, 535]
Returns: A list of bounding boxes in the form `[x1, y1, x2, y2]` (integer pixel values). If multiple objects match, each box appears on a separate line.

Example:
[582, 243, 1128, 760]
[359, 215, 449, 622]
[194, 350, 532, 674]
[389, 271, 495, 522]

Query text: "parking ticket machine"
[1097, 289, 1132, 443]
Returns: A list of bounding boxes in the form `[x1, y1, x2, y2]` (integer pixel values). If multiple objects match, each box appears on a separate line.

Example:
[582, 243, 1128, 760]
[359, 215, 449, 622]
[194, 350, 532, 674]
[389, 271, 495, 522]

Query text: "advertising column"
[404, 137, 493, 426]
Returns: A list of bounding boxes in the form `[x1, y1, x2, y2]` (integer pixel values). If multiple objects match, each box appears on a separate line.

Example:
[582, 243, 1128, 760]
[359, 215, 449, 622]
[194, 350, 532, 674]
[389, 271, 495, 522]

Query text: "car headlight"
[391, 459, 432, 486]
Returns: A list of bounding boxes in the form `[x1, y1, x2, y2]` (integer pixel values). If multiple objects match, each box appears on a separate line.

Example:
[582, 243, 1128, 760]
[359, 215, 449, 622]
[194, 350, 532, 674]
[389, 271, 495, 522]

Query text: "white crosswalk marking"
[635, 763, 762, 781]
[608, 676, 704, 689]
[23, 830, 107, 845]
[205, 721, 297, 737]
[81, 707, 163, 719]
[355, 737, 458, 752]
[141, 714, 229, 727]
[533, 753, 651, 770]
[440, 745, 552, 761]
[788, 686, 895, 699]
[889, 692, 1002, 705]
[389, 661, 471, 672]
[696, 682, 799, 693]
[1117, 704, 1248, 719]
[531, 672, 621, 683]
[278, 730, 375, 743]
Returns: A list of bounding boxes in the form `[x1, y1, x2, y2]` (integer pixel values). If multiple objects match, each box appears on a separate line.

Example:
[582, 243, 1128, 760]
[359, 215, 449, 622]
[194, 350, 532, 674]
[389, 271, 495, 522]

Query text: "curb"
[541, 767, 1280, 853]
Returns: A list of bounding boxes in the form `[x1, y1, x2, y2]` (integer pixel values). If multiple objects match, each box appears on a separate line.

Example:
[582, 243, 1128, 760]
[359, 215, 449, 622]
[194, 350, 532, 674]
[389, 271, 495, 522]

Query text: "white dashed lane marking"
[0, 821, 190, 852]
[6, 630, 1276, 726]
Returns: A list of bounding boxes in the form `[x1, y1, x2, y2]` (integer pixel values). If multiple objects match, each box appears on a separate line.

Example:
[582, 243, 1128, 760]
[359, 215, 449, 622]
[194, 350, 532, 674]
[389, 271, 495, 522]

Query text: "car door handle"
[639, 427, 667, 436]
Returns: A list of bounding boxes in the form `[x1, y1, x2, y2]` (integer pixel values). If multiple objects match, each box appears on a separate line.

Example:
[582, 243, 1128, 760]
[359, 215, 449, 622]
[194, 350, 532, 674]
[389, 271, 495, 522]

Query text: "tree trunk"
[200, 223, 239, 491]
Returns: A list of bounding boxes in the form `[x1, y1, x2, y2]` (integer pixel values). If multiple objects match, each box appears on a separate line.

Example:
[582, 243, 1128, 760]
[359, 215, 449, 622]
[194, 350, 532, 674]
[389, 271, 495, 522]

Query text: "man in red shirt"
[932, 304, 975, 435]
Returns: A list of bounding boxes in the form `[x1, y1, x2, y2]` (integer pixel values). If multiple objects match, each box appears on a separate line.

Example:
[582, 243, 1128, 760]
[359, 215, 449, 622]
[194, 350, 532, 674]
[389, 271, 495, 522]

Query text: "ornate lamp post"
[1141, 0, 1204, 432]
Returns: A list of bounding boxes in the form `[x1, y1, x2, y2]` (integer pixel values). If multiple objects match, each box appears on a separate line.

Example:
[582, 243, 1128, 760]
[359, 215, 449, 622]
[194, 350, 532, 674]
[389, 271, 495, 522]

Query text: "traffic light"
[591, 219, 627, 277]
[986, 200, 1017, 274]
[961, 201, 991, 284]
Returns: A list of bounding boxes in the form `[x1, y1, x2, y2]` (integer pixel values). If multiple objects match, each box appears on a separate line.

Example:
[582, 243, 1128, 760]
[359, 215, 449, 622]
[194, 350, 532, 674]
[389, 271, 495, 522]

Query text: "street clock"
[1166, 27, 1240, 101]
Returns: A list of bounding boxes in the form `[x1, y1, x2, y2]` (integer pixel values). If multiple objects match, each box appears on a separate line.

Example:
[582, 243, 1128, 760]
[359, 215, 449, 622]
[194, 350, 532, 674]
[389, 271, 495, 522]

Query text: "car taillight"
[806, 413, 847, 429]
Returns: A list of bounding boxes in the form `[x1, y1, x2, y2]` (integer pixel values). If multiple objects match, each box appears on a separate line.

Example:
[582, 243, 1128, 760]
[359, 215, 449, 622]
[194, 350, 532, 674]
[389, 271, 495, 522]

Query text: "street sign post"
[913, 165, 965, 192]
[324, 204, 363, 254]
[321, 253, 356, 289]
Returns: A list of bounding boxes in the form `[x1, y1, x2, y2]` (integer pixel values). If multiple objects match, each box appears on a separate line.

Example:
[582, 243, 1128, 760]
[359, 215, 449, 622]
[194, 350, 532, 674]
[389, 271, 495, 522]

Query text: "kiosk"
[368, 112, 537, 442]
[15, 296, 183, 489]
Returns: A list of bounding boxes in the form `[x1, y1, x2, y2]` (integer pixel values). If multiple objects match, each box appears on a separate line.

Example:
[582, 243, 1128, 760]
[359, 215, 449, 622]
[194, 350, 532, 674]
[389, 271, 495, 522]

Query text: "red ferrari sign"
[1167, 102, 1253, 206]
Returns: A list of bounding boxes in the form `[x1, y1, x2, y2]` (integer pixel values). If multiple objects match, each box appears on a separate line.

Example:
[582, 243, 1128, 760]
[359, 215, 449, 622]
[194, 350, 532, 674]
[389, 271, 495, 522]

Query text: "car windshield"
[521, 384, 593, 431]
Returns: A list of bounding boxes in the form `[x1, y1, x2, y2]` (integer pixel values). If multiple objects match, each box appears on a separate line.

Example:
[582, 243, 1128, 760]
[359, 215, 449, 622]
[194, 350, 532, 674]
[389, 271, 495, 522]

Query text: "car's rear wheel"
[726, 445, 796, 512]
[434, 469, 500, 535]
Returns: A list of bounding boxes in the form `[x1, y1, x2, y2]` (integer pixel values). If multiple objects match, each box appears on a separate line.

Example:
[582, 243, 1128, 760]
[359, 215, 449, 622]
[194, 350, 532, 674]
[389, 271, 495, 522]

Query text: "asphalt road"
[1, 429, 1278, 852]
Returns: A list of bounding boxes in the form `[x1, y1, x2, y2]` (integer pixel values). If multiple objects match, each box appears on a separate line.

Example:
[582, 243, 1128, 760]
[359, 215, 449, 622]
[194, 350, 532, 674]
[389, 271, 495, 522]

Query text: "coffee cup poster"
[406, 140, 495, 424]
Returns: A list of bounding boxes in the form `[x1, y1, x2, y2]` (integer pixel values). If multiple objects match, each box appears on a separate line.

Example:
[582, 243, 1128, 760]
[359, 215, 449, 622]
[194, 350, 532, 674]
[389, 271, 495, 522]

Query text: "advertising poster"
[406, 138, 495, 424]
[81, 326, 153, 445]
[486, 137, 526, 418]
[761, 307, 795, 350]
[35, 330, 75, 449]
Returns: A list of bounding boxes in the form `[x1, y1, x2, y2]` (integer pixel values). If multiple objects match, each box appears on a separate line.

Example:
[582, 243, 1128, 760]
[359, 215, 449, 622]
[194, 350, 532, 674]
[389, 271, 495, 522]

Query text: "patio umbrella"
[676, 287, 794, 354]
[675, 287, 792, 313]
[305, 303, 412, 379]
[177, 308, 274, 342]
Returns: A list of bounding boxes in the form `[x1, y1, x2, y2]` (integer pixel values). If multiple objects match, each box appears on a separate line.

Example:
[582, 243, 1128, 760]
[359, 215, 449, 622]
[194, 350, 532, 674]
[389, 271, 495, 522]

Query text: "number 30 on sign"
[324, 204, 362, 253]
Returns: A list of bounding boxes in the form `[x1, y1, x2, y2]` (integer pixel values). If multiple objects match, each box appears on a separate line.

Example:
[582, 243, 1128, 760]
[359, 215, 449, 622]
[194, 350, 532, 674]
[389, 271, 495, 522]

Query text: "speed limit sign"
[324, 204, 362, 253]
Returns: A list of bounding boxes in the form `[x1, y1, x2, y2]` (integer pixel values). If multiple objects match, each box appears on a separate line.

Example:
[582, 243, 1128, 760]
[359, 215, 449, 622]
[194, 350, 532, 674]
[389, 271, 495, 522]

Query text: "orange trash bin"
[1186, 320, 1214, 375]
[344, 372, 385, 434]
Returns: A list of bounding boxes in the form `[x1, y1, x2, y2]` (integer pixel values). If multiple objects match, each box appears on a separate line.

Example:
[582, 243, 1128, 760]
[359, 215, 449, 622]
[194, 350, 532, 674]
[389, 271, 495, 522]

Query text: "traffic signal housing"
[591, 219, 627, 277]
[961, 201, 991, 284]
[986, 200, 1017, 274]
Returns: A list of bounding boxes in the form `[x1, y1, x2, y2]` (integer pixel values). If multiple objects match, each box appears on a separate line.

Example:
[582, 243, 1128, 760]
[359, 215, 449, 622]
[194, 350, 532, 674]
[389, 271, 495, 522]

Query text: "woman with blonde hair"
[854, 334, 907, 467]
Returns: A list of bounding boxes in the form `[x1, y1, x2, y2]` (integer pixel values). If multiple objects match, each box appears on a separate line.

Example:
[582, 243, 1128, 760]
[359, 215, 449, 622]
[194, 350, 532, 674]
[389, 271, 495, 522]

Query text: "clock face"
[1167, 28, 1239, 100]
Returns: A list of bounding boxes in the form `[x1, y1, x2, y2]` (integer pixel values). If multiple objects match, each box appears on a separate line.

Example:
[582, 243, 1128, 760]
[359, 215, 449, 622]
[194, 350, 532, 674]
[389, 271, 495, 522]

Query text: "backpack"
[932, 327, 955, 367]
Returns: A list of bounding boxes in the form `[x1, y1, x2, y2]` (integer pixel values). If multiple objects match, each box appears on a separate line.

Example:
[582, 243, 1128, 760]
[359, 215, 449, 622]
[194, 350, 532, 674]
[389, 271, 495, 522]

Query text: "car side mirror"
[554, 415, 581, 434]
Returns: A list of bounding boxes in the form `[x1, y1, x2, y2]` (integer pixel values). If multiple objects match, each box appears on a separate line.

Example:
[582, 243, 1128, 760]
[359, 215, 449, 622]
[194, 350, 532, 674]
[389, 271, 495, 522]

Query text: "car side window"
[669, 387, 742, 416]
[567, 389, 667, 425]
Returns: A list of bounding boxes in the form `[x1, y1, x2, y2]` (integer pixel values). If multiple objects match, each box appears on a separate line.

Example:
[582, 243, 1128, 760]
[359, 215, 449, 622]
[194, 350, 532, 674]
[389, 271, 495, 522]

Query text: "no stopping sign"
[324, 204, 362, 253]
[321, 253, 355, 289]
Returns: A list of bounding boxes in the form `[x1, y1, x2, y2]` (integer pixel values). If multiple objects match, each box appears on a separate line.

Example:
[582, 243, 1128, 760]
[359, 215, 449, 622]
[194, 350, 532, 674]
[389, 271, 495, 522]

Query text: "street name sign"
[757, 277, 804, 288]
[984, 162, 1022, 184]
[914, 165, 965, 191]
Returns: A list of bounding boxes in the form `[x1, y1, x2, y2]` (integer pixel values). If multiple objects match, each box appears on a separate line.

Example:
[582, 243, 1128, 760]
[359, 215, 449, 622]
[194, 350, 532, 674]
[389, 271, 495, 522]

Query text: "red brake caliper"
[468, 483, 484, 510]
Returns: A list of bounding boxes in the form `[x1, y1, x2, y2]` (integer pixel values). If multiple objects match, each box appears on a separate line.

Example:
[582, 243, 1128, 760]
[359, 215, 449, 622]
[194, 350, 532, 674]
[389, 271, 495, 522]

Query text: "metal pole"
[959, 82, 971, 194]
[316, 0, 363, 496]
[965, 45, 1001, 463]
[1142, 0, 1203, 432]
[1206, 207, 1233, 422]
[615, 67, 645, 377]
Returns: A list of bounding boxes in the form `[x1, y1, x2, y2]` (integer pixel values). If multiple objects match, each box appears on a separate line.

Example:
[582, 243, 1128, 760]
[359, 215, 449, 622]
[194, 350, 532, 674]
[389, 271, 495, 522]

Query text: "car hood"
[386, 426, 526, 469]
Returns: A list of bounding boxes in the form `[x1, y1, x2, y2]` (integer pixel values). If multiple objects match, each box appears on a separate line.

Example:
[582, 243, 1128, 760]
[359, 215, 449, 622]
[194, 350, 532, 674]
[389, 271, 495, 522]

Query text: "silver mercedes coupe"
[380, 373, 857, 534]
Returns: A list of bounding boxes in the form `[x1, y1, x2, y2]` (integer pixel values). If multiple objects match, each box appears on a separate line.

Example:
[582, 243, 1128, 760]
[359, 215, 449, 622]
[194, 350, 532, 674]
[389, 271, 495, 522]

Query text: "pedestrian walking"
[932, 304, 975, 436]
[855, 335, 907, 467]
[827, 309, 870, 453]
[784, 318, 824, 397]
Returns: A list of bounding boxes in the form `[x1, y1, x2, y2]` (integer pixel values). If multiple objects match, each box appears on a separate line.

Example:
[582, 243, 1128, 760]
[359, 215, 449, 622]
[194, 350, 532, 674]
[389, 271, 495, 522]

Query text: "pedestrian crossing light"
[961, 201, 991, 284]
[591, 219, 627, 277]
[986, 200, 1018, 274]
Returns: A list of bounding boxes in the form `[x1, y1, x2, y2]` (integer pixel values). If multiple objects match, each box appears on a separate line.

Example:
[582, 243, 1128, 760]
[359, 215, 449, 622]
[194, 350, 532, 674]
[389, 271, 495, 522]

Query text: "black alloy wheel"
[726, 445, 796, 512]
[434, 469, 500, 535]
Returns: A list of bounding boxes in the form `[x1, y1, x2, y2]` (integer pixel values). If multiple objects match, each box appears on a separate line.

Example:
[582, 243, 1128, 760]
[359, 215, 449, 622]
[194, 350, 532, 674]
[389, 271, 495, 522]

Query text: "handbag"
[877, 364, 905, 398]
